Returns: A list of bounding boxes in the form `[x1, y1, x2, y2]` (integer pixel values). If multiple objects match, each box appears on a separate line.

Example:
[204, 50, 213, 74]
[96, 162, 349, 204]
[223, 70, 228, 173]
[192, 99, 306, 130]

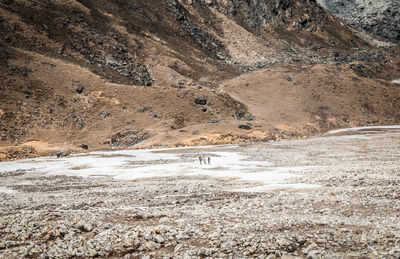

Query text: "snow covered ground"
[326, 125, 400, 134]
[2, 125, 399, 193]
[0, 146, 316, 193]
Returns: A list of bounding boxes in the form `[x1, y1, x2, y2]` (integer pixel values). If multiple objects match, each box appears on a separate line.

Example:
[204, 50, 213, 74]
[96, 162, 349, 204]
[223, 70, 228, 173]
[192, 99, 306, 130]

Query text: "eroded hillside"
[0, 0, 399, 160]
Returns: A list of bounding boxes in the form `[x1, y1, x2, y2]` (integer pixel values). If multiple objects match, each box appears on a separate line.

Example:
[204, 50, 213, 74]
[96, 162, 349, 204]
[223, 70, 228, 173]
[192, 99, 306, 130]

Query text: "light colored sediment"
[0, 128, 400, 258]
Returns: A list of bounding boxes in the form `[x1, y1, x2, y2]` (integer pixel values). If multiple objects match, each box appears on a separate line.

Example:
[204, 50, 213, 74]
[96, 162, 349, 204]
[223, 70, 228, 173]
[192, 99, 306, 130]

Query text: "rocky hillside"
[317, 0, 400, 44]
[0, 0, 399, 160]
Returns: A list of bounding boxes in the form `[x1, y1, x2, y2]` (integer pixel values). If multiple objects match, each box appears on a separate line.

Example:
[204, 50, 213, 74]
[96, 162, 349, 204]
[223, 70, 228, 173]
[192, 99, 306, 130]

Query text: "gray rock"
[124, 237, 134, 247]
[174, 244, 183, 253]
[99, 111, 110, 118]
[302, 242, 318, 254]
[77, 221, 92, 232]
[246, 113, 255, 121]
[105, 57, 119, 67]
[247, 245, 257, 254]
[87, 249, 97, 258]
[154, 235, 164, 243]
[76, 85, 84, 94]
[145, 241, 159, 251]
[104, 223, 113, 229]
[195, 97, 207, 105]
[238, 124, 252, 130]
[56, 151, 70, 158]
[159, 217, 169, 223]
[307, 250, 321, 259]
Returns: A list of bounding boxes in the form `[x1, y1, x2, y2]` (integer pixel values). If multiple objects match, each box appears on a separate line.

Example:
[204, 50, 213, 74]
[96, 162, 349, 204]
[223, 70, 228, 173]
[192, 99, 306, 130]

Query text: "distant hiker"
[207, 157, 211, 165]
[199, 156, 203, 165]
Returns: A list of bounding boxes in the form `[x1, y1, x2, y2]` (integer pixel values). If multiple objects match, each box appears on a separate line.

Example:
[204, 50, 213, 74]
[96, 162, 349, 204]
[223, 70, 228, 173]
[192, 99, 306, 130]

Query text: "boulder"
[56, 151, 70, 158]
[99, 111, 110, 118]
[76, 221, 92, 232]
[195, 97, 207, 105]
[238, 124, 252, 130]
[76, 85, 84, 94]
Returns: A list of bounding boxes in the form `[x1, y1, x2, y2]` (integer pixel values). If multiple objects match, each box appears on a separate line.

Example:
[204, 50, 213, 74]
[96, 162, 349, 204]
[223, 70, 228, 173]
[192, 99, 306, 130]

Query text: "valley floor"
[0, 127, 400, 258]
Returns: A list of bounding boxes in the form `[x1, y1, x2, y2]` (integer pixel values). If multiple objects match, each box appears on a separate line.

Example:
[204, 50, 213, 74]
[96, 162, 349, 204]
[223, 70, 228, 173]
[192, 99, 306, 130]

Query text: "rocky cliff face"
[317, 0, 400, 44]
[167, 0, 371, 67]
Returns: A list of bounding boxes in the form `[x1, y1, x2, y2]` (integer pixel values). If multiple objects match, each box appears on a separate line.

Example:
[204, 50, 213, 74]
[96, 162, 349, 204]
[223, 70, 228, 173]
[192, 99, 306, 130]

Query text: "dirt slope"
[221, 63, 400, 135]
[0, 0, 399, 160]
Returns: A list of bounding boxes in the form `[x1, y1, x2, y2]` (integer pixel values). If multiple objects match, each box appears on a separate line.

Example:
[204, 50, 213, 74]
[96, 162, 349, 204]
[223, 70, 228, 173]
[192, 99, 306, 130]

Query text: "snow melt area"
[0, 147, 317, 192]
[392, 79, 400, 84]
[326, 125, 400, 135]
[0, 186, 16, 194]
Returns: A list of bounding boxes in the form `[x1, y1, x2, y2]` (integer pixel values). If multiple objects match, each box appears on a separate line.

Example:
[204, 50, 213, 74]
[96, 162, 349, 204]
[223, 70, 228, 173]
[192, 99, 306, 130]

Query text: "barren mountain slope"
[221, 63, 400, 134]
[0, 0, 399, 160]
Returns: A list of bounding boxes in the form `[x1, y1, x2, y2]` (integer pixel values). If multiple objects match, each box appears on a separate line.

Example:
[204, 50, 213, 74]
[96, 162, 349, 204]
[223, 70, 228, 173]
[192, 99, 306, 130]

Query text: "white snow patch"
[0, 147, 313, 193]
[326, 125, 400, 135]
[234, 183, 319, 193]
[392, 79, 400, 84]
[16, 181, 33, 186]
[0, 186, 16, 194]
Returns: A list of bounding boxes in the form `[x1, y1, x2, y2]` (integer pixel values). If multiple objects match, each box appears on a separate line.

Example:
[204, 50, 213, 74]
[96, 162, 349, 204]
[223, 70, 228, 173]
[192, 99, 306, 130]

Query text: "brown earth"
[221, 63, 400, 135]
[0, 0, 400, 160]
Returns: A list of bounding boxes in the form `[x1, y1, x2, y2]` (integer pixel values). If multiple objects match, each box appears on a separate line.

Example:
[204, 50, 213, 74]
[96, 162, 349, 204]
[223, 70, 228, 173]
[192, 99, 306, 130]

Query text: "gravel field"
[1, 127, 400, 258]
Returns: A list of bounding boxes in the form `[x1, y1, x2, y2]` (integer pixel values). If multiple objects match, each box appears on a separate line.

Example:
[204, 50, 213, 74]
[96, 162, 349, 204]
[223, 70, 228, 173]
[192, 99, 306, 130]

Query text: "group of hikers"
[198, 156, 211, 165]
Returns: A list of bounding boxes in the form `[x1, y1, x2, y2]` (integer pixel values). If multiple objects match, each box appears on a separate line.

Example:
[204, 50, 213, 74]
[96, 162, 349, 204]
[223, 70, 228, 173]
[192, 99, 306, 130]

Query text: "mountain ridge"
[0, 0, 399, 160]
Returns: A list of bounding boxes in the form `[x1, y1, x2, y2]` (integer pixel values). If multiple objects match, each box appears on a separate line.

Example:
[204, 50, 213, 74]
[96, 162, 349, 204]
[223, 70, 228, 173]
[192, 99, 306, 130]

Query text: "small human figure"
[207, 157, 211, 165]
[199, 156, 203, 165]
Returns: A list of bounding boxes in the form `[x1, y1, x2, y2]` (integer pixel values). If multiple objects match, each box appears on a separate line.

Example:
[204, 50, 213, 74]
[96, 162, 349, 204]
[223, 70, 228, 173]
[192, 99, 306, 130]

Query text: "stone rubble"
[1, 129, 400, 258]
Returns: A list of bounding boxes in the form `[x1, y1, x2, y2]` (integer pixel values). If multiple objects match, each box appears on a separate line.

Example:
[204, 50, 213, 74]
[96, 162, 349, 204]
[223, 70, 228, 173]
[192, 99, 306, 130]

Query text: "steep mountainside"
[0, 0, 399, 160]
[317, 0, 400, 44]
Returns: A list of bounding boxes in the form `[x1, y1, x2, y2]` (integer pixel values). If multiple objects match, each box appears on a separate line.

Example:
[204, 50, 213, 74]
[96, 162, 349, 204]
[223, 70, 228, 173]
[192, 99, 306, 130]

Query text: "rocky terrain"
[0, 0, 400, 160]
[1, 128, 400, 258]
[317, 0, 400, 44]
[1, 1, 400, 258]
